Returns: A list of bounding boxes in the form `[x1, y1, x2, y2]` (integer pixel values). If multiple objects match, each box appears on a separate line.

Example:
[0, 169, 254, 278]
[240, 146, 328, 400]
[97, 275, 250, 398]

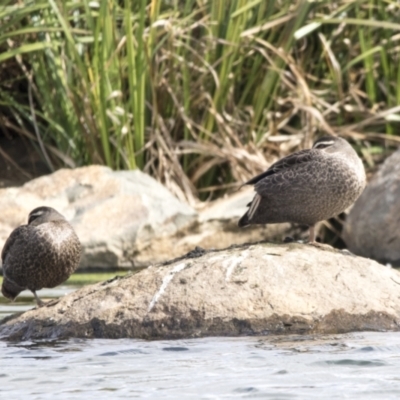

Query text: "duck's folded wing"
[1, 226, 28, 265]
[247, 149, 326, 197]
[244, 149, 316, 186]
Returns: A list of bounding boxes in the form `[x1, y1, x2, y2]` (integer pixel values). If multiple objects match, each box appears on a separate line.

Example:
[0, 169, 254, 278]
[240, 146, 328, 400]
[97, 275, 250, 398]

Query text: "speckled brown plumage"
[238, 136, 366, 242]
[1, 206, 82, 306]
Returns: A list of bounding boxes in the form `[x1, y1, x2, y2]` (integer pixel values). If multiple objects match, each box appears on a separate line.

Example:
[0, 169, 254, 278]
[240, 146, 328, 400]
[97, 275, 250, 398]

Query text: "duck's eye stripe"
[314, 140, 335, 148]
[30, 211, 44, 218]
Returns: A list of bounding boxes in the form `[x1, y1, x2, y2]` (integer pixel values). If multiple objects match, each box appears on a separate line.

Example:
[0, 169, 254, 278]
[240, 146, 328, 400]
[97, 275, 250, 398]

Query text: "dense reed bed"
[1, 0, 400, 204]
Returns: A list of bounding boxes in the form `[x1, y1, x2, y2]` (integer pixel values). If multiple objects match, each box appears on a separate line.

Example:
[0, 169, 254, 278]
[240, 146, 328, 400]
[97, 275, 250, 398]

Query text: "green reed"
[1, 0, 400, 200]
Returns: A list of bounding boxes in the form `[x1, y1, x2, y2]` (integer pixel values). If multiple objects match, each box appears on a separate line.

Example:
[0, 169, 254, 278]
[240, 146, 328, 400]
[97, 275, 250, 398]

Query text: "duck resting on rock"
[238, 136, 366, 243]
[1, 206, 82, 307]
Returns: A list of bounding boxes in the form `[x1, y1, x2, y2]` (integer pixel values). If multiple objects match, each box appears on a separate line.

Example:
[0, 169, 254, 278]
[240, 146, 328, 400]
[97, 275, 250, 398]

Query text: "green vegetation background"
[1, 0, 400, 202]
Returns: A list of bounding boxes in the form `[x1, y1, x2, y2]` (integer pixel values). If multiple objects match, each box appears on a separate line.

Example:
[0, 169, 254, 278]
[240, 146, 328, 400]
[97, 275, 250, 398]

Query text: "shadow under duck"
[238, 136, 366, 243]
[1, 206, 82, 306]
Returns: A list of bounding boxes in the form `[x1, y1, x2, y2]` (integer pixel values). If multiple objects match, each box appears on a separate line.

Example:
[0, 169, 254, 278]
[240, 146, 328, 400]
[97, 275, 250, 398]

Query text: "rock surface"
[138, 188, 291, 266]
[0, 166, 197, 269]
[0, 166, 289, 269]
[343, 148, 400, 265]
[1, 243, 399, 341]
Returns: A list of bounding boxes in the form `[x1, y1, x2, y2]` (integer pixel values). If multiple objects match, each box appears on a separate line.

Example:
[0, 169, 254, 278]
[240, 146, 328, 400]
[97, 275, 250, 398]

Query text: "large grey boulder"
[343, 148, 400, 265]
[1, 243, 399, 341]
[0, 166, 197, 269]
[0, 166, 289, 270]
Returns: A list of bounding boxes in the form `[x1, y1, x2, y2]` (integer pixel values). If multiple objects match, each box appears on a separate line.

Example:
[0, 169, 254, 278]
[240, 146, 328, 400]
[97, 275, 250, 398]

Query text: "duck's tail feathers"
[238, 212, 250, 227]
[238, 194, 261, 227]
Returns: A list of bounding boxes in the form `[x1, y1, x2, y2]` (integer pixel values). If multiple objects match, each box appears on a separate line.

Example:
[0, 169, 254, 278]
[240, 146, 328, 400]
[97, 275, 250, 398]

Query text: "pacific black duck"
[1, 206, 82, 306]
[238, 136, 366, 242]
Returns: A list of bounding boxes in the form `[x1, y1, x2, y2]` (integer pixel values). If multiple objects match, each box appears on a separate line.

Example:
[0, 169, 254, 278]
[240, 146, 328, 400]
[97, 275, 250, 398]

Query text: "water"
[0, 272, 126, 320]
[0, 333, 400, 398]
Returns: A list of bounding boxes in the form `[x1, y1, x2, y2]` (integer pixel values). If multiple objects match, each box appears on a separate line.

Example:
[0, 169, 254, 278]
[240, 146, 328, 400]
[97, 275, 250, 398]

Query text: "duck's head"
[28, 206, 66, 226]
[312, 135, 354, 155]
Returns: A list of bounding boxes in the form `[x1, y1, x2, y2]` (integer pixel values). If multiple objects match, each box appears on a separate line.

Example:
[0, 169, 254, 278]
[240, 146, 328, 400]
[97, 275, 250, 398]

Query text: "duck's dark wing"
[246, 148, 328, 199]
[244, 149, 315, 186]
[1, 226, 28, 265]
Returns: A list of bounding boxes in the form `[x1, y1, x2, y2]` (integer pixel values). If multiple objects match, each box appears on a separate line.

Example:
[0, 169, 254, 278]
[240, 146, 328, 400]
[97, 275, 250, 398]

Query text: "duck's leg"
[308, 225, 316, 243]
[32, 290, 45, 307]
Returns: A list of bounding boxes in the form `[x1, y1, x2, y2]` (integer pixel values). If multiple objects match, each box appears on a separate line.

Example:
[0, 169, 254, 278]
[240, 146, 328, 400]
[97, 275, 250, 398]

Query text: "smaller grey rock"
[343, 148, 400, 265]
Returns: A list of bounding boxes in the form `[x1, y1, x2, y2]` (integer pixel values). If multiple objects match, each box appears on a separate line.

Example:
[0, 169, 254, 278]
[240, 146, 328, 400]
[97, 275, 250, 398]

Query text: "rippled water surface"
[1, 332, 400, 399]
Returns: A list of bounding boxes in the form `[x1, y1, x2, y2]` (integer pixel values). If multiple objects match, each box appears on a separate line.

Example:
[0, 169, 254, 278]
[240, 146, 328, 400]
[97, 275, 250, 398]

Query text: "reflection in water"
[0, 333, 400, 398]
